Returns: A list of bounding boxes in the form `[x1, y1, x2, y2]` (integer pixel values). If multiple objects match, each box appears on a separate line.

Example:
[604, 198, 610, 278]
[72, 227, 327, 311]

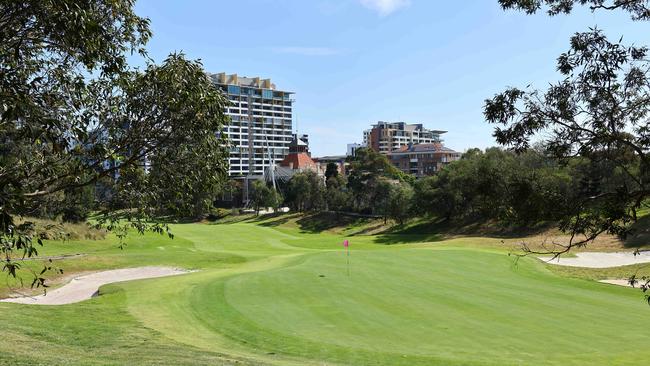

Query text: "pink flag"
[343, 240, 349, 248]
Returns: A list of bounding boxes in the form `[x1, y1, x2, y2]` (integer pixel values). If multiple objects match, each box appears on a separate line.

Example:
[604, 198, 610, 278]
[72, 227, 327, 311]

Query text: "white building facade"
[211, 73, 294, 176]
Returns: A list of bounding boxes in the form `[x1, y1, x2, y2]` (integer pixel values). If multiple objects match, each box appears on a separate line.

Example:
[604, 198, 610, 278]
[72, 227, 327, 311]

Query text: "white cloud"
[359, 0, 411, 16]
[271, 47, 341, 56]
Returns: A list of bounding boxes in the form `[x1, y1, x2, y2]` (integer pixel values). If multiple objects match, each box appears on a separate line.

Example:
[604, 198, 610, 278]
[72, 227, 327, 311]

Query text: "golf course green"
[1, 215, 649, 365]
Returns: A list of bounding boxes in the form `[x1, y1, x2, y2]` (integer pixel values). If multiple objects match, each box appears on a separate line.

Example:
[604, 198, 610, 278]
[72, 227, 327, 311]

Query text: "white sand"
[539, 251, 650, 268]
[0, 266, 188, 305]
[598, 279, 640, 288]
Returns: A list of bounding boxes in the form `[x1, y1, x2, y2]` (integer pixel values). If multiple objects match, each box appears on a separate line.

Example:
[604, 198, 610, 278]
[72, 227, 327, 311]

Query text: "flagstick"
[346, 245, 350, 277]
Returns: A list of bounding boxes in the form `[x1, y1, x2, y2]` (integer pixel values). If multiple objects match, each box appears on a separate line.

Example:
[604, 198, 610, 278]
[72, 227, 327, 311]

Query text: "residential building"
[211, 72, 294, 176]
[363, 121, 446, 154]
[314, 155, 347, 176]
[346, 143, 363, 157]
[387, 143, 461, 177]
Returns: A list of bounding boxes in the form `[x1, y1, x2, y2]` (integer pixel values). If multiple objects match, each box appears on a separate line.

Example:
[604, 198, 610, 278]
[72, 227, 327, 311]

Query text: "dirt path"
[539, 251, 650, 268]
[0, 266, 188, 305]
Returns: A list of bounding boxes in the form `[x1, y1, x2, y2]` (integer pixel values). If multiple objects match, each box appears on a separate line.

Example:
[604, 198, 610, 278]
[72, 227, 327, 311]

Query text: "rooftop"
[209, 72, 294, 94]
[388, 143, 458, 155]
[314, 155, 347, 161]
[279, 153, 317, 169]
[367, 121, 447, 134]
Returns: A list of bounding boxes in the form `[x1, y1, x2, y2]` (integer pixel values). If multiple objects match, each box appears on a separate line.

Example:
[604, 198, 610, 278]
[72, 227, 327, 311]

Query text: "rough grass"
[547, 262, 650, 281]
[18, 216, 107, 241]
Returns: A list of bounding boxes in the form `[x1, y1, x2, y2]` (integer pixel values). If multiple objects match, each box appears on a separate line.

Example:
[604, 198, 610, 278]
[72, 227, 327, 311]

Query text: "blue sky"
[134, 0, 649, 156]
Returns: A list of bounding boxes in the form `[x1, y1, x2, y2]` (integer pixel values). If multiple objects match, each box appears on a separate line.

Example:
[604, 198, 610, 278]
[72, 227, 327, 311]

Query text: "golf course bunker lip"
[599, 279, 640, 288]
[539, 251, 650, 268]
[0, 266, 189, 305]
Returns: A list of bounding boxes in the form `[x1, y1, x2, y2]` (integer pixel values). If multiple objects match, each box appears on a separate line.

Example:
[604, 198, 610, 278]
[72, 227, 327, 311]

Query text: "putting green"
[123, 223, 650, 366]
[2, 219, 650, 365]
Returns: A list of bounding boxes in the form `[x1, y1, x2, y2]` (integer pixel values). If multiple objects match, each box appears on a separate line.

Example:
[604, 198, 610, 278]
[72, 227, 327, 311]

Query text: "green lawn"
[1, 216, 649, 365]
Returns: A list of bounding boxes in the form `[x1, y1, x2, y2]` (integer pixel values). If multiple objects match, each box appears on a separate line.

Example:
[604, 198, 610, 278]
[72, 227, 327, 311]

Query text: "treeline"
[251, 147, 635, 228]
[34, 155, 228, 223]
[249, 148, 413, 224]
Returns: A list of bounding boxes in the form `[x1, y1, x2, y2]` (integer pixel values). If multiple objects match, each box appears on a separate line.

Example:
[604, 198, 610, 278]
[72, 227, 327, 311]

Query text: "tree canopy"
[487, 1, 650, 258]
[0, 0, 229, 285]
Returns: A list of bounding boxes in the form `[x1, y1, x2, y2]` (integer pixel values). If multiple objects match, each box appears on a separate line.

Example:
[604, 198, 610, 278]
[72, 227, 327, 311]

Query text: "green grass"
[1, 215, 649, 365]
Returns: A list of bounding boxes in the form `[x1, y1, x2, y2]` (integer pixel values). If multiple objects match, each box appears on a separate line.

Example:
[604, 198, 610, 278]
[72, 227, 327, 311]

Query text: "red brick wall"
[370, 128, 381, 152]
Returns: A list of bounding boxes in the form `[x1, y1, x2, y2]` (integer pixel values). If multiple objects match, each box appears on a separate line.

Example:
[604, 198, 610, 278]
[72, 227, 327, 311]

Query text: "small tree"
[388, 183, 414, 225]
[346, 148, 412, 213]
[285, 171, 325, 212]
[250, 181, 279, 215]
[374, 178, 394, 222]
[286, 174, 310, 212]
[325, 162, 339, 183]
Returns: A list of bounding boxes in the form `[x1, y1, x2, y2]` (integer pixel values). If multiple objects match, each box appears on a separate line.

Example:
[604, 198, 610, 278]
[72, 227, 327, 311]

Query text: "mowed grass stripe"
[174, 247, 650, 365]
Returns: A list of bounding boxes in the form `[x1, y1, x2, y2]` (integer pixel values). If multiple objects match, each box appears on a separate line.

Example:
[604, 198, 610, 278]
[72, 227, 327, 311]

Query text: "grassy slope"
[1, 214, 649, 365]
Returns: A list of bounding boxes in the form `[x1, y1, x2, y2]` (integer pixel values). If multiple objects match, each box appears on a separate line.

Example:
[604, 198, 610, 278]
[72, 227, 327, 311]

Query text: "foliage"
[325, 175, 352, 212]
[0, 1, 228, 285]
[250, 181, 281, 215]
[498, 0, 650, 20]
[130, 54, 230, 219]
[325, 162, 339, 182]
[414, 147, 576, 226]
[346, 148, 413, 212]
[485, 29, 650, 254]
[17, 217, 106, 241]
[374, 178, 395, 221]
[386, 182, 414, 225]
[284, 171, 325, 212]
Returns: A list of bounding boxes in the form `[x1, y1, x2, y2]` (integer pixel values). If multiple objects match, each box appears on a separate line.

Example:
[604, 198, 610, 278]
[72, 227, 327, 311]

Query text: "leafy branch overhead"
[0, 1, 229, 286]
[499, 0, 650, 20]
[485, 29, 650, 256]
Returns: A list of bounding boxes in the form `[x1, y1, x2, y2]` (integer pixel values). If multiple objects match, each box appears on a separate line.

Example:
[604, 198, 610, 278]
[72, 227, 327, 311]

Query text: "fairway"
[1, 218, 649, 365]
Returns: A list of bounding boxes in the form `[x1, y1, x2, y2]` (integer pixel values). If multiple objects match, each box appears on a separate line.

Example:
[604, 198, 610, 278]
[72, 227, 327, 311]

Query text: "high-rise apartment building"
[211, 73, 294, 176]
[363, 121, 445, 154]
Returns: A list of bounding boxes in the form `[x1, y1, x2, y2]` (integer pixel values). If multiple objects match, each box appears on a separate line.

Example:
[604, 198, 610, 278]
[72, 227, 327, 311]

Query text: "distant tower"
[279, 135, 318, 171]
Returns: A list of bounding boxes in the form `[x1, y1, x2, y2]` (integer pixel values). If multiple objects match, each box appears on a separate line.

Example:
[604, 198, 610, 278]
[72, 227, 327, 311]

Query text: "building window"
[227, 85, 240, 94]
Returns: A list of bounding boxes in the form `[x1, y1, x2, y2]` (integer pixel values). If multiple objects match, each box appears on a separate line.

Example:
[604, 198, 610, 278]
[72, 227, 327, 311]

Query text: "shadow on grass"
[294, 212, 376, 234]
[624, 215, 650, 248]
[371, 219, 446, 244]
[373, 217, 553, 245]
[256, 214, 294, 228]
[372, 232, 445, 245]
[208, 210, 556, 247]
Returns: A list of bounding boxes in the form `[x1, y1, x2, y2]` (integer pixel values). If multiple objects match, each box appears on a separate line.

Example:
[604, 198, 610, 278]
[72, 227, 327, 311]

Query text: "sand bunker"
[539, 251, 650, 268]
[1, 266, 188, 305]
[598, 279, 640, 288]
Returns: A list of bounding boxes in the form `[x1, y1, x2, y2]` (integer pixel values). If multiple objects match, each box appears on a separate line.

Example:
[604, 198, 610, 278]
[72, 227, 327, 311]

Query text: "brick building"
[387, 143, 460, 177]
[363, 121, 445, 154]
